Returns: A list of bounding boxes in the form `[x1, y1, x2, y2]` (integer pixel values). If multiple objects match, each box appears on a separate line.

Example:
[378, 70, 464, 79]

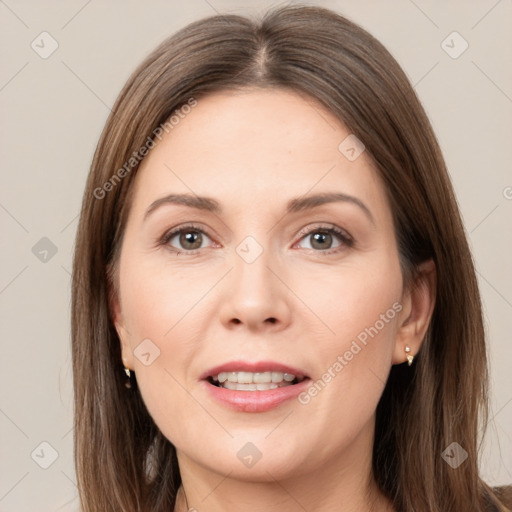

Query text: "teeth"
[272, 372, 284, 382]
[213, 371, 298, 386]
[254, 372, 272, 383]
[223, 381, 280, 391]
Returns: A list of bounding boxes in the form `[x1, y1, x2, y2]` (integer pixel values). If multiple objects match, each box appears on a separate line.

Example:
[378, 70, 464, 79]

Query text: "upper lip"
[200, 360, 309, 380]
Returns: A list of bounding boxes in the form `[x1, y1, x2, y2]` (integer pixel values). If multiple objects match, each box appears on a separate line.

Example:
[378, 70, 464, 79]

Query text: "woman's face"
[112, 88, 409, 481]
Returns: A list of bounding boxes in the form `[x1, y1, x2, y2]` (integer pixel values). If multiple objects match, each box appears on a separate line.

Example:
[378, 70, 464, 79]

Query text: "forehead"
[128, 88, 389, 223]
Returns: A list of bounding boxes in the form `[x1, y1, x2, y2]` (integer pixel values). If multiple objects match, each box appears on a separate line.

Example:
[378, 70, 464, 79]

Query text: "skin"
[111, 88, 436, 512]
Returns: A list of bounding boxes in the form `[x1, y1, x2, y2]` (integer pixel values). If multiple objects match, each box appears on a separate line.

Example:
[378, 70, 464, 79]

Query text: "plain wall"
[0, 1, 511, 510]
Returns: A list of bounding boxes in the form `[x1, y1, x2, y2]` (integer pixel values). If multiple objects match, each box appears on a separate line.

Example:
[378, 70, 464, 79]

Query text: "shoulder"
[488, 485, 512, 512]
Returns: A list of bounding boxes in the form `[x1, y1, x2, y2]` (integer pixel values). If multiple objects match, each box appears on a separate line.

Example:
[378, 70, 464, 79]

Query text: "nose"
[218, 246, 292, 333]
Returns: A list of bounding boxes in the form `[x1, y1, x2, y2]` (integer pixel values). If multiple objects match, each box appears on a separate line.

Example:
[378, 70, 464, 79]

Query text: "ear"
[392, 259, 437, 365]
[107, 268, 134, 370]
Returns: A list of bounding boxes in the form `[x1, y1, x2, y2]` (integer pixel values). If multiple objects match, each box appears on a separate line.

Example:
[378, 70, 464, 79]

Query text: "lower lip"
[202, 378, 311, 413]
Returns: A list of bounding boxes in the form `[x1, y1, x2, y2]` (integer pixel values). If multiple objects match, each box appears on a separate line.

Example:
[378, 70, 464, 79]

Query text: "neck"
[175, 480, 393, 512]
[173, 417, 395, 512]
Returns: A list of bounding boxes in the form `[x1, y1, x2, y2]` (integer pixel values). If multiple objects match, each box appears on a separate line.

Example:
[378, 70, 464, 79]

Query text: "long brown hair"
[71, 5, 511, 511]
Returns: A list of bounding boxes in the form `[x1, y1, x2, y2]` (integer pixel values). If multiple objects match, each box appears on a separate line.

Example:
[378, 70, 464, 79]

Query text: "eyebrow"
[143, 192, 375, 225]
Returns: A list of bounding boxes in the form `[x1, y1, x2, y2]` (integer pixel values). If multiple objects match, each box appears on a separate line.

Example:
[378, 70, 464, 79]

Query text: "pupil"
[311, 232, 332, 250]
[181, 231, 202, 249]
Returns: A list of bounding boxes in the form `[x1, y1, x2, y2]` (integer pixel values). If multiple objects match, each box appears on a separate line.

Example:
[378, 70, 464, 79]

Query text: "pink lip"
[200, 360, 310, 413]
[202, 378, 311, 413]
[200, 360, 308, 381]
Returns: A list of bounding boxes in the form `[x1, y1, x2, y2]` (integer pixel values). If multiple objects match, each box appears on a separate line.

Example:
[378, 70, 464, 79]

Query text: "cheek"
[118, 258, 219, 440]
[120, 256, 209, 341]
[292, 255, 402, 344]
[292, 257, 401, 407]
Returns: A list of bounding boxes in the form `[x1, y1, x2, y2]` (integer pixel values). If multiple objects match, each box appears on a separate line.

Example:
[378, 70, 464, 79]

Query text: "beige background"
[0, 1, 511, 510]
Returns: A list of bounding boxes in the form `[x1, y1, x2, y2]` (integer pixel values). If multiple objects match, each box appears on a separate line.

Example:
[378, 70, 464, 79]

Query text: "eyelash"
[296, 224, 354, 254]
[159, 223, 354, 256]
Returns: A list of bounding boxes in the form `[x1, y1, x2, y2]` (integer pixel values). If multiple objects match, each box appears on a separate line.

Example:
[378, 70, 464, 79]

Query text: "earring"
[405, 345, 414, 366]
[124, 367, 133, 389]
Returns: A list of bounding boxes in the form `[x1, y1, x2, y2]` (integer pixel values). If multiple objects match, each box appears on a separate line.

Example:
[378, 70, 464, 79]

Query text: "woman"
[71, 5, 512, 511]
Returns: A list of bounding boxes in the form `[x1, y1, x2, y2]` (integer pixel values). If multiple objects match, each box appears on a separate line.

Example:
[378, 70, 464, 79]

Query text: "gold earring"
[124, 367, 133, 389]
[405, 345, 414, 366]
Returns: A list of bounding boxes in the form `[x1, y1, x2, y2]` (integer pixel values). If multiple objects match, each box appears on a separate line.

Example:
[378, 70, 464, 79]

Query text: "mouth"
[201, 360, 310, 391]
[206, 371, 306, 391]
[201, 361, 311, 412]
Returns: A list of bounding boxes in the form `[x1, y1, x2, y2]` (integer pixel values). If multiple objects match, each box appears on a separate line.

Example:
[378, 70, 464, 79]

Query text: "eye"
[159, 223, 353, 255]
[160, 224, 214, 254]
[295, 225, 353, 254]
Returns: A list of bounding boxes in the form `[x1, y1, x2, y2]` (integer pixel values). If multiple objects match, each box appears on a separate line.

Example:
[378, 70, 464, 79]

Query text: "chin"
[176, 431, 320, 482]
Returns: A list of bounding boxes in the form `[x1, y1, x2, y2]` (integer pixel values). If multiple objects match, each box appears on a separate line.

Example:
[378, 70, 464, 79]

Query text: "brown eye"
[296, 226, 353, 253]
[178, 231, 202, 250]
[310, 231, 334, 250]
[162, 225, 212, 253]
